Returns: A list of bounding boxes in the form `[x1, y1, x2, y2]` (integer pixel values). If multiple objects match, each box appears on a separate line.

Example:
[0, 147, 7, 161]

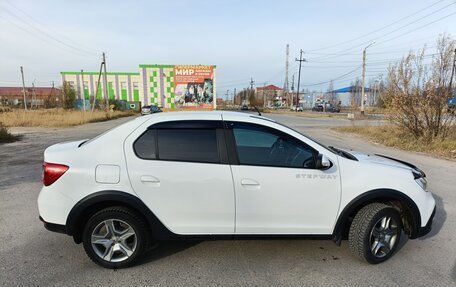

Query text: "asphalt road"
[0, 113, 455, 287]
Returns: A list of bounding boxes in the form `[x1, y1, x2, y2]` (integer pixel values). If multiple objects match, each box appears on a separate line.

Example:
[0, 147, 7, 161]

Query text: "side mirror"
[316, 154, 331, 170]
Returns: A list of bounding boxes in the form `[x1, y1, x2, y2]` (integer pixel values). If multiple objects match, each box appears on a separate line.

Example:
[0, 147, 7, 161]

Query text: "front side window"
[232, 123, 316, 168]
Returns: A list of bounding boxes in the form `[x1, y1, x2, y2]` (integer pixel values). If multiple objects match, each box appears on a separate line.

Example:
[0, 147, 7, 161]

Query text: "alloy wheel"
[91, 219, 137, 263]
[369, 216, 399, 258]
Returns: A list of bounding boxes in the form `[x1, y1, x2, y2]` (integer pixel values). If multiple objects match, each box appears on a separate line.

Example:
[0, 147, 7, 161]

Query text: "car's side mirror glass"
[316, 154, 331, 170]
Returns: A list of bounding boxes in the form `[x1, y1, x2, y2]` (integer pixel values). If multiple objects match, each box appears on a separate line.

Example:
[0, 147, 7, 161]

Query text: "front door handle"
[241, 178, 260, 189]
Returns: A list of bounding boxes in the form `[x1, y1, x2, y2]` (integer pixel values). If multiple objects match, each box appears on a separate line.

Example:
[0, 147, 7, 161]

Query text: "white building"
[62, 64, 217, 109]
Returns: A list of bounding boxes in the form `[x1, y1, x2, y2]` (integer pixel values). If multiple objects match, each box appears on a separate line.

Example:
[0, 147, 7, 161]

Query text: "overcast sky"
[0, 0, 455, 96]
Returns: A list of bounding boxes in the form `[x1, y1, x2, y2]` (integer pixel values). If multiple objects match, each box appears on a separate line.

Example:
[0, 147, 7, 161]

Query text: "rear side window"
[134, 127, 220, 164]
[157, 129, 219, 163]
[134, 130, 156, 159]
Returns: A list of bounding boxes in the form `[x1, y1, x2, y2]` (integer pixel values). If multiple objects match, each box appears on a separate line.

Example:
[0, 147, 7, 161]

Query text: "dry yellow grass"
[0, 109, 136, 128]
[263, 108, 349, 119]
[333, 125, 456, 160]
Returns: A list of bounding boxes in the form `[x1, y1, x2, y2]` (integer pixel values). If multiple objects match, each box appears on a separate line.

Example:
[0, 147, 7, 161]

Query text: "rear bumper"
[39, 216, 67, 234]
[417, 206, 436, 237]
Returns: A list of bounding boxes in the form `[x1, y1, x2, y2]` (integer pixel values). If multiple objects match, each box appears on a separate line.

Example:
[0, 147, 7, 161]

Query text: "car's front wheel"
[348, 203, 402, 264]
[82, 206, 149, 269]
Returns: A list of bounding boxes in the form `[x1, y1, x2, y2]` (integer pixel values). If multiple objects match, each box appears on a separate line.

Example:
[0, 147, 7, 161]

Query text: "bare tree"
[375, 78, 387, 108]
[326, 80, 339, 105]
[350, 78, 362, 107]
[384, 35, 456, 140]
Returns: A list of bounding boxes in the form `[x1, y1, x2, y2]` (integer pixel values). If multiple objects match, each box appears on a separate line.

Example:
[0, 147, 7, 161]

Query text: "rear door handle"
[140, 175, 160, 184]
[241, 178, 260, 189]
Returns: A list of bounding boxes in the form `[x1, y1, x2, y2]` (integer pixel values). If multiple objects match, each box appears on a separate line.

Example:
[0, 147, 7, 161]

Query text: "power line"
[307, 45, 438, 57]
[0, 14, 98, 59]
[301, 65, 362, 87]
[306, 0, 449, 52]
[308, 2, 456, 61]
[374, 11, 456, 47]
[0, 3, 100, 57]
[3, 0, 99, 55]
[301, 52, 439, 88]
[216, 81, 250, 89]
[309, 53, 437, 65]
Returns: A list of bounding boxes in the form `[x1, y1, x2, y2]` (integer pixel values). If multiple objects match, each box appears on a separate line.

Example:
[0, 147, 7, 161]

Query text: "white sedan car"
[38, 111, 436, 268]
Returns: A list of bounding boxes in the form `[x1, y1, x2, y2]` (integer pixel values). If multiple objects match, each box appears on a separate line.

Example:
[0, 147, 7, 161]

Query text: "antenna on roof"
[254, 106, 261, 116]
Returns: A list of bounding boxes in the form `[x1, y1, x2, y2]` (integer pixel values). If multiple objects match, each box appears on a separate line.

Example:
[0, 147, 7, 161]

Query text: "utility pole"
[31, 81, 36, 109]
[50, 81, 54, 97]
[361, 42, 375, 115]
[102, 52, 109, 110]
[449, 48, 456, 92]
[372, 80, 378, 106]
[92, 60, 104, 116]
[223, 90, 229, 109]
[291, 74, 295, 108]
[20, 66, 27, 111]
[284, 44, 289, 106]
[263, 81, 268, 107]
[81, 69, 86, 116]
[233, 88, 236, 106]
[295, 50, 306, 112]
[49, 81, 54, 106]
[249, 77, 254, 106]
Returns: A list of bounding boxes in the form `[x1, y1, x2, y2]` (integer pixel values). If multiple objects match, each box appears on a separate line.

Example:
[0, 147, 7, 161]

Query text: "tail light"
[43, 162, 69, 186]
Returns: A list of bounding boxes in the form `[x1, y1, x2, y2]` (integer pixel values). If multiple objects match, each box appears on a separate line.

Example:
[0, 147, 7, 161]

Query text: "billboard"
[173, 65, 214, 108]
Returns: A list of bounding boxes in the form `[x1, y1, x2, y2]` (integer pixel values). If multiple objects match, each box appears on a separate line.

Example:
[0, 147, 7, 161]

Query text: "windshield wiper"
[328, 146, 342, 155]
[328, 146, 358, 161]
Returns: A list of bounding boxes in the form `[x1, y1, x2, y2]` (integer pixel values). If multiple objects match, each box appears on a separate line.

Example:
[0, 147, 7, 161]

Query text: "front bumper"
[416, 206, 436, 237]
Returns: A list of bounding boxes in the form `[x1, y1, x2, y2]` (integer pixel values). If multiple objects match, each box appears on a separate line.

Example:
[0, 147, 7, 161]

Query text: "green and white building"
[61, 64, 216, 109]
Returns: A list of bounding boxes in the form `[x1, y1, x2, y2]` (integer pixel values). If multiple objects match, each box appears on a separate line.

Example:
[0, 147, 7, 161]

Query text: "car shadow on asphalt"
[139, 241, 202, 265]
[418, 193, 445, 240]
[452, 260, 456, 282]
[396, 231, 409, 254]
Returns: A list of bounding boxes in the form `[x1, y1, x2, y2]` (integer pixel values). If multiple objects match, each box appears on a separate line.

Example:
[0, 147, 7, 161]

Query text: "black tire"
[82, 206, 149, 269]
[348, 203, 402, 264]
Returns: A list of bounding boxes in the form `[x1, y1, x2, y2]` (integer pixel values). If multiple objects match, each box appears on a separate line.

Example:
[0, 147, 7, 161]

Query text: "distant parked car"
[312, 105, 324, 112]
[141, 105, 162, 115]
[448, 96, 456, 111]
[290, 106, 303, 112]
[241, 104, 249, 111]
[328, 105, 341, 113]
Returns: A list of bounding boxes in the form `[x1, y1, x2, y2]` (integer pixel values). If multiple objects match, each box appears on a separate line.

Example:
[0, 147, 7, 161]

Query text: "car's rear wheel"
[349, 203, 402, 264]
[82, 206, 148, 269]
